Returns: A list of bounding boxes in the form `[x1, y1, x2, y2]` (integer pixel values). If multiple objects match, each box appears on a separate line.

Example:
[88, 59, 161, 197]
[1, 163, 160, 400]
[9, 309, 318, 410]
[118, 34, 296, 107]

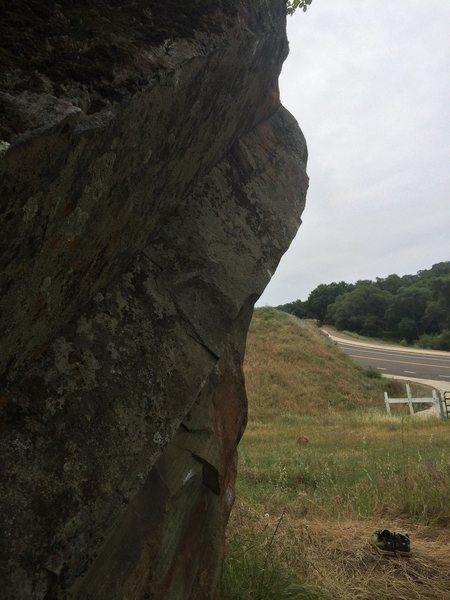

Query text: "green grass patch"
[237, 412, 450, 526]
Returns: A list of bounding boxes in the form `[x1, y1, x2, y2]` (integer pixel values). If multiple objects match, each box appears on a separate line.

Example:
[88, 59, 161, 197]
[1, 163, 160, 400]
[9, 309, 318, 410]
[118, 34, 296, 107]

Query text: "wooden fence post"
[435, 390, 445, 418]
[406, 384, 414, 415]
[384, 391, 391, 415]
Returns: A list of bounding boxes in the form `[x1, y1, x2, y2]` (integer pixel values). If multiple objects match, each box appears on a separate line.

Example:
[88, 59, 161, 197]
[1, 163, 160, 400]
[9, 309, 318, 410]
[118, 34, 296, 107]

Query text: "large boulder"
[0, 2, 308, 597]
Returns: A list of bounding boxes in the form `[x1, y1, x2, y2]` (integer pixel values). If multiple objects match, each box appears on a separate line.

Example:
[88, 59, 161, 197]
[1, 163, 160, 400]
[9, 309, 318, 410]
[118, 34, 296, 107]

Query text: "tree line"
[277, 262, 450, 350]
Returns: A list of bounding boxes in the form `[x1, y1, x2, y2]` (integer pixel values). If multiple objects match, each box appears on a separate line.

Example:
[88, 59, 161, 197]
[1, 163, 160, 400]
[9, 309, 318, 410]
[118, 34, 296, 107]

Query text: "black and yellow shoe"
[369, 529, 396, 556]
[369, 529, 411, 557]
[393, 532, 411, 556]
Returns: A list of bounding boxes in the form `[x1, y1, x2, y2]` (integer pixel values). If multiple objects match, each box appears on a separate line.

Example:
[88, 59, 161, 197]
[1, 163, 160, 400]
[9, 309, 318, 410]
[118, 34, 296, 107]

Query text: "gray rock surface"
[0, 2, 308, 597]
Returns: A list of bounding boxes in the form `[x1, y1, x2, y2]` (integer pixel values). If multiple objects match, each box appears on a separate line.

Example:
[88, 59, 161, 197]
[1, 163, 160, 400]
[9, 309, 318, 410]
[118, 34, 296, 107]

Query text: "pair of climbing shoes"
[369, 529, 411, 557]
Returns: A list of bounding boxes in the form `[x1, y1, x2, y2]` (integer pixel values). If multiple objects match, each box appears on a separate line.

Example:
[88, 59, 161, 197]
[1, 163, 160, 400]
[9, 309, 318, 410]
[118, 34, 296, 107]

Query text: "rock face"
[0, 2, 308, 598]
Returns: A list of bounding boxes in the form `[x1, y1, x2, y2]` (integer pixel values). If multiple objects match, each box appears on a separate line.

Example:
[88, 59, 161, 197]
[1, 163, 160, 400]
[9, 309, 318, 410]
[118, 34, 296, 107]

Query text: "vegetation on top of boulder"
[287, 0, 314, 15]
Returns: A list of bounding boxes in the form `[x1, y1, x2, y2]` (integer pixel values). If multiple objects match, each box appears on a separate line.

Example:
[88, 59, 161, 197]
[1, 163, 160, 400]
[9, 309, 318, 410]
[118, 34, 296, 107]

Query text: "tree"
[286, 0, 313, 15]
[423, 275, 450, 332]
[327, 285, 391, 337]
[274, 261, 449, 348]
[375, 274, 402, 294]
[307, 281, 354, 323]
[397, 317, 418, 343]
[384, 285, 431, 340]
[418, 261, 450, 279]
[277, 299, 308, 319]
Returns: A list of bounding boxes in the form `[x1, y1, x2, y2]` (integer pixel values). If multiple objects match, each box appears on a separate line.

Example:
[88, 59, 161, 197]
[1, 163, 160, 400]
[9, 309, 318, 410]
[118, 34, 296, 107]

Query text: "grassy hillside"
[244, 307, 405, 419]
[222, 308, 450, 600]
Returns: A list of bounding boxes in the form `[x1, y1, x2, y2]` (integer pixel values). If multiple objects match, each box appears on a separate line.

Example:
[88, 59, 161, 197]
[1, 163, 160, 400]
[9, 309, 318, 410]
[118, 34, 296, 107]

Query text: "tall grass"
[222, 513, 329, 600]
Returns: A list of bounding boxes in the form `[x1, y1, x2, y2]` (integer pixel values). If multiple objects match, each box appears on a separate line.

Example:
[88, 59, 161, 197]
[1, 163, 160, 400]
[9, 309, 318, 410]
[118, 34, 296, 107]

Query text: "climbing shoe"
[369, 529, 411, 557]
[393, 532, 411, 556]
[369, 529, 396, 556]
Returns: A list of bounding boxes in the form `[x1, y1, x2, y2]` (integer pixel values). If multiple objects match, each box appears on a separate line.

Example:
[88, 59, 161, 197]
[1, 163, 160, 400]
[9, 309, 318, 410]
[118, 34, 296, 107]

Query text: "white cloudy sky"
[258, 0, 450, 306]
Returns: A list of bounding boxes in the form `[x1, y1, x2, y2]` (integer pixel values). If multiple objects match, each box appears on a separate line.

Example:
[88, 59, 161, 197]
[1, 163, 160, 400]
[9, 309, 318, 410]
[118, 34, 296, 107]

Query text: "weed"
[363, 366, 381, 379]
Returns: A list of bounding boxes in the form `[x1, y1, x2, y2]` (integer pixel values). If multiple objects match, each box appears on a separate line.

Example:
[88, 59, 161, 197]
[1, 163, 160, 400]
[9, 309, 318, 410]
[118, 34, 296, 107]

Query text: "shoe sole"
[369, 539, 395, 556]
[369, 539, 411, 557]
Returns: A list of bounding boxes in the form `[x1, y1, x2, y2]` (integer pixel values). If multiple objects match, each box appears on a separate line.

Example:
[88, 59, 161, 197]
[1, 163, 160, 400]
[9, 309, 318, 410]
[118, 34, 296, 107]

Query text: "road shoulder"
[321, 328, 450, 358]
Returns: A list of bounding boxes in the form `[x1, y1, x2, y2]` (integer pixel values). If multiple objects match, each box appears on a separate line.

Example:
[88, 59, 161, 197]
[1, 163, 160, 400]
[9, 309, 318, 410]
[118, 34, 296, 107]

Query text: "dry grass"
[228, 504, 450, 600]
[223, 308, 450, 599]
[244, 308, 428, 420]
[298, 517, 450, 600]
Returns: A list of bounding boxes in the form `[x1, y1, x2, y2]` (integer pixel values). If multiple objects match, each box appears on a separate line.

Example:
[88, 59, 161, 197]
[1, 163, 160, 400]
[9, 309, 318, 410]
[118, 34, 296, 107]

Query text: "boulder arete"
[0, 1, 308, 598]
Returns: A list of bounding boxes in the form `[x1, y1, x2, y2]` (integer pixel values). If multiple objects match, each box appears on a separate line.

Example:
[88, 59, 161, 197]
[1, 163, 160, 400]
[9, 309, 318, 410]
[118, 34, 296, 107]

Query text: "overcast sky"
[258, 0, 450, 306]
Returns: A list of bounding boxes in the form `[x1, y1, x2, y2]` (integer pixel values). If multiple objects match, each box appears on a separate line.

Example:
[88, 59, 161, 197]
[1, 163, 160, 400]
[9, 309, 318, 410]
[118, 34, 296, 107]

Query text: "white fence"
[384, 383, 444, 417]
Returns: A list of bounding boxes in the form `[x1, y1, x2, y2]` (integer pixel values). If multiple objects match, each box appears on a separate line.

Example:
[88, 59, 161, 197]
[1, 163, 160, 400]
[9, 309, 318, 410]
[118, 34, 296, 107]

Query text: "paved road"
[334, 340, 450, 382]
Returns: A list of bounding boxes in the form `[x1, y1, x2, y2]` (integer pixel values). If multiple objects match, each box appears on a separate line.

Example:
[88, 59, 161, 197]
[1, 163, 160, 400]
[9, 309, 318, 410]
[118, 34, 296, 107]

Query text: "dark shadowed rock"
[0, 1, 308, 598]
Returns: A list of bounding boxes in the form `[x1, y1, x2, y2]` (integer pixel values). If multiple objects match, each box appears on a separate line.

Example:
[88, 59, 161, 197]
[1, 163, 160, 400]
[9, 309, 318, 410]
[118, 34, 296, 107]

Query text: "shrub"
[363, 366, 381, 379]
[416, 330, 450, 351]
